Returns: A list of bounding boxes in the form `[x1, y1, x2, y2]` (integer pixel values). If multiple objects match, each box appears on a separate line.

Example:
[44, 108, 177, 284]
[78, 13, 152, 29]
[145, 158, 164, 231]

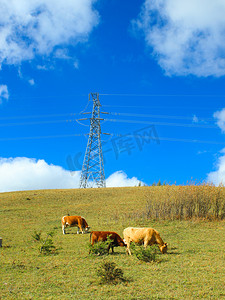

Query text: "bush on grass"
[88, 236, 112, 256]
[39, 231, 58, 255]
[130, 243, 159, 262]
[96, 261, 126, 285]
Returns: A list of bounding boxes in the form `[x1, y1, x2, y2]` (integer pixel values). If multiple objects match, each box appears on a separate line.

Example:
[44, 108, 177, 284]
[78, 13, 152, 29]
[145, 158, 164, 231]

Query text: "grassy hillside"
[1, 186, 225, 299]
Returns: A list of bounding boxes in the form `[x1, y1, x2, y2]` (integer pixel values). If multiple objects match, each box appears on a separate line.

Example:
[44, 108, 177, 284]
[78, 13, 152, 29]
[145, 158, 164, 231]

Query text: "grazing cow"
[61, 215, 90, 234]
[90, 231, 126, 253]
[123, 227, 167, 255]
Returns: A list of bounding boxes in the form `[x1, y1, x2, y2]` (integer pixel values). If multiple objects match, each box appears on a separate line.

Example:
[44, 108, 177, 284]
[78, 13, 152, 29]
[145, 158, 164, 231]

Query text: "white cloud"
[54, 49, 71, 60]
[207, 149, 225, 185]
[0, 84, 9, 103]
[207, 108, 225, 185]
[134, 0, 225, 77]
[54, 48, 80, 69]
[73, 60, 79, 69]
[106, 171, 144, 187]
[0, 0, 99, 66]
[37, 65, 49, 70]
[0, 158, 143, 192]
[192, 115, 199, 123]
[214, 108, 225, 133]
[28, 79, 35, 86]
[0, 157, 81, 192]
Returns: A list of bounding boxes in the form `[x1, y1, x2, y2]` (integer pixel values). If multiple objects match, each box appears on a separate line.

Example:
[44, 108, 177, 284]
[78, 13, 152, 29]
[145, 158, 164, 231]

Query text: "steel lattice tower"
[79, 93, 106, 188]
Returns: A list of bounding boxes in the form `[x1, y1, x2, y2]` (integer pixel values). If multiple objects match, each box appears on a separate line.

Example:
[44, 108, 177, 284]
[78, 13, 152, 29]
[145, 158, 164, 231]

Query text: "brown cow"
[90, 231, 126, 253]
[61, 215, 90, 234]
[123, 227, 167, 255]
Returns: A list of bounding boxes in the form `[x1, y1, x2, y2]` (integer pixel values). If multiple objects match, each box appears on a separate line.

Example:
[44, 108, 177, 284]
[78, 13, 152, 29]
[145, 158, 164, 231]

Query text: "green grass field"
[1, 187, 225, 299]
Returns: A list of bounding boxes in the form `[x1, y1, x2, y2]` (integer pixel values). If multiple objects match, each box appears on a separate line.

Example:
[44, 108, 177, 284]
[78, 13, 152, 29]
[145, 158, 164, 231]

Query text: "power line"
[100, 93, 225, 97]
[104, 118, 218, 129]
[111, 112, 214, 122]
[0, 133, 224, 145]
[80, 98, 91, 114]
[0, 111, 214, 122]
[0, 134, 83, 142]
[9, 94, 88, 100]
[0, 114, 218, 130]
[7, 93, 225, 100]
[0, 113, 78, 121]
[112, 134, 225, 145]
[0, 96, 222, 146]
[0, 112, 216, 126]
[0, 119, 72, 127]
[102, 104, 223, 111]
[75, 119, 90, 127]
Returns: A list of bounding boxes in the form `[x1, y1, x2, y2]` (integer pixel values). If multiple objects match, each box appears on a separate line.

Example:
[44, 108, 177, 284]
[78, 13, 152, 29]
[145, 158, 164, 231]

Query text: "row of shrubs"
[93, 242, 159, 285]
[32, 231, 159, 285]
[88, 236, 159, 262]
[33, 231, 159, 263]
[90, 238, 160, 284]
[142, 184, 225, 220]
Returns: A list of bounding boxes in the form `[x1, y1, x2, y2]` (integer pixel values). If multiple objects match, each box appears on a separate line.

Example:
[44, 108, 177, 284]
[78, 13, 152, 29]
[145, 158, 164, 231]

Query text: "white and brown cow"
[61, 215, 90, 234]
[123, 227, 167, 255]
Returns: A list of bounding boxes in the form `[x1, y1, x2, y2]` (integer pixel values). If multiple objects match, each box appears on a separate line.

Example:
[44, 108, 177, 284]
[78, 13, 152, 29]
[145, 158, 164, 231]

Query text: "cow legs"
[144, 241, 148, 248]
[106, 244, 114, 254]
[123, 234, 131, 255]
[126, 241, 131, 255]
[77, 227, 84, 234]
[62, 224, 66, 234]
[77, 219, 84, 234]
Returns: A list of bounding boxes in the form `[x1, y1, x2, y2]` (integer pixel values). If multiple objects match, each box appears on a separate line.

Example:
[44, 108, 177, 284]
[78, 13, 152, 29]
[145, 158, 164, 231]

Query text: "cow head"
[159, 242, 167, 254]
[85, 226, 91, 232]
[119, 239, 127, 247]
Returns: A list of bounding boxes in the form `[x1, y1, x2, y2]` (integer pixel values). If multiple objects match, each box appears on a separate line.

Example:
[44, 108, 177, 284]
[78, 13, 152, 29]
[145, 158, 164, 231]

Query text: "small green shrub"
[131, 244, 159, 262]
[39, 231, 58, 255]
[88, 236, 112, 256]
[96, 261, 126, 284]
[32, 231, 42, 241]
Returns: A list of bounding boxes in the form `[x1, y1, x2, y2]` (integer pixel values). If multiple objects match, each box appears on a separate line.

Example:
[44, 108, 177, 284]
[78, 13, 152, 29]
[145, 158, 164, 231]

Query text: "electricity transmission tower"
[79, 93, 106, 188]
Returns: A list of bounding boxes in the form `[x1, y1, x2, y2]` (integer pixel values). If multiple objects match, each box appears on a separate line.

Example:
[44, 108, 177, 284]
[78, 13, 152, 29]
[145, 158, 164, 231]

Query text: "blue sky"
[1, 0, 225, 192]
